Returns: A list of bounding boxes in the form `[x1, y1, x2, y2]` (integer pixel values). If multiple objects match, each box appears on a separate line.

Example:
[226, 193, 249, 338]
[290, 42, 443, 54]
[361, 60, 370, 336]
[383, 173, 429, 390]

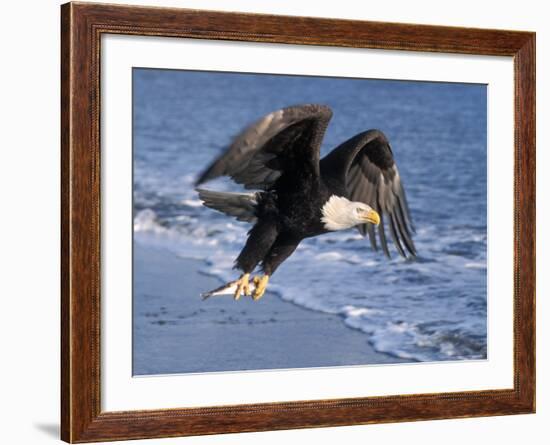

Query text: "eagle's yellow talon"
[233, 273, 250, 300]
[252, 275, 270, 301]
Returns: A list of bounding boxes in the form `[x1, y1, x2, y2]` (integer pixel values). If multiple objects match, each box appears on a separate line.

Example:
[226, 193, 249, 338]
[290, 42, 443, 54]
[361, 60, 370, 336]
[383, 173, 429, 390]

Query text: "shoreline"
[133, 242, 405, 375]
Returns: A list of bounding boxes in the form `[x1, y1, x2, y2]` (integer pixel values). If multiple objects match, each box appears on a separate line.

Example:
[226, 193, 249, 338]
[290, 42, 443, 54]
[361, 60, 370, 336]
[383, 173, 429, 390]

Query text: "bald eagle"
[196, 104, 416, 300]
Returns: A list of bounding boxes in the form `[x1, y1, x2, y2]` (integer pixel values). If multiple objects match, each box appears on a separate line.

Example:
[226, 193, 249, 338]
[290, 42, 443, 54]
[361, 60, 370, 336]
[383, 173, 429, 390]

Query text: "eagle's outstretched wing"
[195, 104, 333, 189]
[321, 130, 416, 258]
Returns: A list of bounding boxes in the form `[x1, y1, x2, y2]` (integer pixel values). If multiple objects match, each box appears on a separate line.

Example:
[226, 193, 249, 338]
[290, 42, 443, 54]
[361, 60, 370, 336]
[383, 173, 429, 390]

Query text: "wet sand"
[133, 243, 405, 375]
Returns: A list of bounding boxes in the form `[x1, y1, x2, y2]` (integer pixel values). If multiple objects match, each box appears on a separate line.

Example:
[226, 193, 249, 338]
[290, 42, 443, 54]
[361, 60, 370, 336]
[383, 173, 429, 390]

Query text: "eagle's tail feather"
[196, 189, 258, 223]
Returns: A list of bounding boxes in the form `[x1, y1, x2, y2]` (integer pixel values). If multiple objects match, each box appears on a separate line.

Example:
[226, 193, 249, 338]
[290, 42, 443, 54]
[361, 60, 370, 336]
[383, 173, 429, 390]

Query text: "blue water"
[133, 68, 487, 363]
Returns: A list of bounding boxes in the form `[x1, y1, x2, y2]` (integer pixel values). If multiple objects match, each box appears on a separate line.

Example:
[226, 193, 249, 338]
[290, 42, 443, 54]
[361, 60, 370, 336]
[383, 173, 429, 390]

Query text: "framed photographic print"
[61, 2, 535, 442]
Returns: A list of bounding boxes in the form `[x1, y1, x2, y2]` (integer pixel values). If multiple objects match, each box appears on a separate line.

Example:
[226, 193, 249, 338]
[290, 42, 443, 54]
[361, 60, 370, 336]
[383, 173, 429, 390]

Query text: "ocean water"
[133, 68, 487, 364]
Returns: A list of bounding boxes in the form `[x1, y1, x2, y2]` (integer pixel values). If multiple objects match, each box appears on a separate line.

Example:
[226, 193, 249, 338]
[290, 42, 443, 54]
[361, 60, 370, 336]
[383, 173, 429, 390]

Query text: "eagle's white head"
[321, 195, 381, 231]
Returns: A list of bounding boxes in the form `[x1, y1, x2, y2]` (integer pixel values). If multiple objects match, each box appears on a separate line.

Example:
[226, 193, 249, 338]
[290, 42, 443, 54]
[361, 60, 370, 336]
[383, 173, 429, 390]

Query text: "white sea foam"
[180, 198, 203, 207]
[315, 252, 345, 262]
[134, 209, 167, 233]
[134, 208, 487, 363]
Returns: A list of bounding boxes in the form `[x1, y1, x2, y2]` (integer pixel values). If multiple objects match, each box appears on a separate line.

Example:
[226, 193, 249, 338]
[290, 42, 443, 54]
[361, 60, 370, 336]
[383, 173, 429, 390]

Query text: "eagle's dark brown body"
[236, 171, 333, 275]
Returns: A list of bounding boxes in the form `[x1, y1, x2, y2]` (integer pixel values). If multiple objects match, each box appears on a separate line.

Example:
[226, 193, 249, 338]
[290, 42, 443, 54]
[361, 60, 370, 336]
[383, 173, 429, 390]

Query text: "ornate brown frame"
[61, 2, 536, 442]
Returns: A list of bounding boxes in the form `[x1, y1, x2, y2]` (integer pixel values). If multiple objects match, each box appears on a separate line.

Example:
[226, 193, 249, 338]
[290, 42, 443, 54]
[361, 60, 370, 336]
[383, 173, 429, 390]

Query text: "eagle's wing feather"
[195, 104, 333, 189]
[321, 130, 416, 258]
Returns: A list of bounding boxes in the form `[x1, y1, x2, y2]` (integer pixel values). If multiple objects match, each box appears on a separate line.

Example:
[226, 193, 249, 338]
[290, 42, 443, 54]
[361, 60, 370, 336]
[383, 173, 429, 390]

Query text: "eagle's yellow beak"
[363, 209, 381, 226]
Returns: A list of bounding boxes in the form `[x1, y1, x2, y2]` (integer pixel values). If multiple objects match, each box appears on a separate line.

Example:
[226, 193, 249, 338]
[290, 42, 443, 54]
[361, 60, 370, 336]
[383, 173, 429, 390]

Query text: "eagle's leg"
[252, 275, 269, 300]
[232, 273, 251, 300]
[252, 235, 300, 301]
[231, 219, 279, 300]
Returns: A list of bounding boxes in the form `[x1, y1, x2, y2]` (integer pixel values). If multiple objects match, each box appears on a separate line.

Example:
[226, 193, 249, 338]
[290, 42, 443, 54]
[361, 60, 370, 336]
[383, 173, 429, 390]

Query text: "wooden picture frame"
[61, 2, 535, 442]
